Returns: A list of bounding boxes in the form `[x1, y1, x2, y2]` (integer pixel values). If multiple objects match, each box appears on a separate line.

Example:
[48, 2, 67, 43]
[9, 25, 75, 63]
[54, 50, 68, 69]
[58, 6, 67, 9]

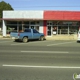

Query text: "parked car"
[77, 30, 80, 42]
[10, 28, 45, 43]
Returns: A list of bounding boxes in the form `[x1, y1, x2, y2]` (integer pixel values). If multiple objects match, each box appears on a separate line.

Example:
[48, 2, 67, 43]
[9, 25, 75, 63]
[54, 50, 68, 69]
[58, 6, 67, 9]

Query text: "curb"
[0, 36, 77, 40]
[0, 36, 11, 39]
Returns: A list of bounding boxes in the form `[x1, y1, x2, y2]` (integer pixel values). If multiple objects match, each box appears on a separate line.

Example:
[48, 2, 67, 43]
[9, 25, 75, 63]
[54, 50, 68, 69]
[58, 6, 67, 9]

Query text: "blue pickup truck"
[10, 28, 45, 43]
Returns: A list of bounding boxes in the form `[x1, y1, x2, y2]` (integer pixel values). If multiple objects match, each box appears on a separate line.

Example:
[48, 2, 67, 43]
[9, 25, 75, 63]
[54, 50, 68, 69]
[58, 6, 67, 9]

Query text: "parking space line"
[2, 64, 80, 69]
[21, 51, 69, 53]
[11, 41, 52, 45]
[47, 41, 75, 46]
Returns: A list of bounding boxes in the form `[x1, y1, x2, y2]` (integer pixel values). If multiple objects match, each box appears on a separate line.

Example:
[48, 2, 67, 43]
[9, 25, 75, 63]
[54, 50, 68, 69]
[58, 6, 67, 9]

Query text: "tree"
[0, 1, 14, 29]
[0, 1, 14, 18]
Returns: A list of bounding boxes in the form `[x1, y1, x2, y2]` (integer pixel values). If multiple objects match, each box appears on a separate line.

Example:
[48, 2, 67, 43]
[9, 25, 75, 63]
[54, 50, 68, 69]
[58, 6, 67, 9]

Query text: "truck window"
[24, 29, 31, 32]
[33, 29, 39, 33]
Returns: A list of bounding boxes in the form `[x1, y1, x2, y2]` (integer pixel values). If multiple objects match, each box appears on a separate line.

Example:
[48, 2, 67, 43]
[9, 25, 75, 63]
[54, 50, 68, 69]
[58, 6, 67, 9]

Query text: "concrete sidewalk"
[0, 34, 77, 40]
[0, 35, 11, 39]
[45, 34, 77, 40]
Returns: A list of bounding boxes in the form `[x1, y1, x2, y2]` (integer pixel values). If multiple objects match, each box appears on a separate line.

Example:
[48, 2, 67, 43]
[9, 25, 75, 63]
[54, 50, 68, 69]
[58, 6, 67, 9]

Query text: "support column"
[3, 20, 6, 36]
[17, 22, 19, 32]
[57, 25, 58, 35]
[43, 20, 47, 36]
[68, 24, 69, 35]
[22, 21, 24, 31]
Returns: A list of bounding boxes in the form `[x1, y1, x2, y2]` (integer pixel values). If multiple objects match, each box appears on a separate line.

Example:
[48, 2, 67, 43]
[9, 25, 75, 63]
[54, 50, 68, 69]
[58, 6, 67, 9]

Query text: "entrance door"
[47, 26, 52, 36]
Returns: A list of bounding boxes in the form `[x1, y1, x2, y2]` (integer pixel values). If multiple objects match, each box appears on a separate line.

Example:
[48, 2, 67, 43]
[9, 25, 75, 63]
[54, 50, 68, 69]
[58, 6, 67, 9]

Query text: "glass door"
[47, 26, 52, 36]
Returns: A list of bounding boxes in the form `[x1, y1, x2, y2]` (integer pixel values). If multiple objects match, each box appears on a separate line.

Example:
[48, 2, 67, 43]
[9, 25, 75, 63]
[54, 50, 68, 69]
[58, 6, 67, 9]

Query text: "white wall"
[3, 10, 44, 19]
[3, 10, 44, 36]
[39, 21, 43, 33]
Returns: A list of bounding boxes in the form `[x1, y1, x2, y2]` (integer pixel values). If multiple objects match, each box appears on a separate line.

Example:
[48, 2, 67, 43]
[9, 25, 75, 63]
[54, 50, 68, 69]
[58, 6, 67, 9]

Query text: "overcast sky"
[2, 0, 80, 11]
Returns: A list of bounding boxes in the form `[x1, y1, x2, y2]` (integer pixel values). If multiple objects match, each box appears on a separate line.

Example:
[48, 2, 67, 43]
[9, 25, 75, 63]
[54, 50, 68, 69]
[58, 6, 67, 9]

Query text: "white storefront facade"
[3, 10, 44, 36]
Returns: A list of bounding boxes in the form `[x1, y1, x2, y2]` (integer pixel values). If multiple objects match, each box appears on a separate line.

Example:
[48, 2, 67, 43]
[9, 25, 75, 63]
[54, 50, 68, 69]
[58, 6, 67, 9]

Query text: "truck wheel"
[22, 37, 28, 43]
[40, 36, 44, 41]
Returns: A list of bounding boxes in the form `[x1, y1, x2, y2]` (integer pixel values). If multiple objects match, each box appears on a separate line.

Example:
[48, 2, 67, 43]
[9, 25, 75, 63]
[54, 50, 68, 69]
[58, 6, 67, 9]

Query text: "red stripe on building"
[43, 20, 47, 36]
[44, 11, 80, 21]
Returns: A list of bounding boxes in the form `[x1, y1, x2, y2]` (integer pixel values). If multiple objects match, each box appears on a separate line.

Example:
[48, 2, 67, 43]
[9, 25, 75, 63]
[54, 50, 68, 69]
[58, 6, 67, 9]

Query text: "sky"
[1, 0, 80, 11]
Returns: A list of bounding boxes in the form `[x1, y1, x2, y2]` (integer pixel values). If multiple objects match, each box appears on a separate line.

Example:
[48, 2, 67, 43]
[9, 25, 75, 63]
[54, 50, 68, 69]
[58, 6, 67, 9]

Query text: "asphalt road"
[0, 39, 80, 80]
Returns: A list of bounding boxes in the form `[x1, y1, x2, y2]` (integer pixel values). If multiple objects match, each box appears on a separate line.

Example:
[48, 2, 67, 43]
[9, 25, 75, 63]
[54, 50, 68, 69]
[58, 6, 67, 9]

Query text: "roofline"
[0, 18, 80, 21]
[0, 18, 43, 21]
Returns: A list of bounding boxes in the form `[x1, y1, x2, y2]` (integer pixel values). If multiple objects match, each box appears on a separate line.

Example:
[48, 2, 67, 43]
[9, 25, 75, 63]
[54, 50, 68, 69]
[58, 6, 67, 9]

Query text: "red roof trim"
[44, 11, 80, 21]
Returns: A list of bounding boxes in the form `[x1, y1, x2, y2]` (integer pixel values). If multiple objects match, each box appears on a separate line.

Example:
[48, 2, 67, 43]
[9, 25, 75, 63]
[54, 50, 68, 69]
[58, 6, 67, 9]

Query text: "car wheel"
[22, 37, 28, 43]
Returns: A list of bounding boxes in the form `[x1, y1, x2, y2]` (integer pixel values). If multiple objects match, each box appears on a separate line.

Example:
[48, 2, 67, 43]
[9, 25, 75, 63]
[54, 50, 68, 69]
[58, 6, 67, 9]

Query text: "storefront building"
[2, 10, 80, 37]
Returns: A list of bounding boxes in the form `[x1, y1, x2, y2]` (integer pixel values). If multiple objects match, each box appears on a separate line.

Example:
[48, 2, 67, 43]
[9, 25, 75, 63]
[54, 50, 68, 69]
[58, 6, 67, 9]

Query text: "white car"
[77, 31, 80, 42]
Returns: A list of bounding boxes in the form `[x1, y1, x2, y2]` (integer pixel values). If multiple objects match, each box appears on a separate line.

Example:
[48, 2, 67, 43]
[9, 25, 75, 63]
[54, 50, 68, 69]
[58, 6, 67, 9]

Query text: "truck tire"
[22, 37, 28, 43]
[39, 36, 44, 41]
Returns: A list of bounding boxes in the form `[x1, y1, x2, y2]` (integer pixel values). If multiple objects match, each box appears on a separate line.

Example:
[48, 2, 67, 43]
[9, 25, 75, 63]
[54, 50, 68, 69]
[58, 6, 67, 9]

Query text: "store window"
[52, 26, 57, 35]
[30, 21, 40, 31]
[18, 21, 22, 24]
[35, 26, 39, 31]
[24, 21, 29, 25]
[53, 21, 58, 25]
[46, 21, 79, 35]
[58, 26, 68, 34]
[6, 21, 17, 34]
[47, 21, 53, 25]
[30, 26, 34, 29]
[23, 25, 29, 29]
[6, 21, 17, 24]
[35, 21, 39, 25]
[30, 21, 35, 25]
[69, 26, 78, 34]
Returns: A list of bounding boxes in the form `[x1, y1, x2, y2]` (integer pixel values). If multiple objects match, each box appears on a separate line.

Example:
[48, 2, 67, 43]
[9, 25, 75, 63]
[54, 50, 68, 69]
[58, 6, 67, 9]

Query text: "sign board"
[53, 31, 56, 34]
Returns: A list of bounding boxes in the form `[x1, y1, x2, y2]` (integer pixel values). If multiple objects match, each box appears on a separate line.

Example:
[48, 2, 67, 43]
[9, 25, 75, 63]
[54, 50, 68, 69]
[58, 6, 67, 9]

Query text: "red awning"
[44, 11, 80, 21]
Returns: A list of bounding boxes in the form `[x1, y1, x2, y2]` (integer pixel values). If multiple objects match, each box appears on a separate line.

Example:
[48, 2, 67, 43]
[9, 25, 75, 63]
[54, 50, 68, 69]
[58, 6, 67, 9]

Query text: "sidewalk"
[0, 35, 11, 39]
[45, 34, 77, 40]
[0, 35, 77, 40]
